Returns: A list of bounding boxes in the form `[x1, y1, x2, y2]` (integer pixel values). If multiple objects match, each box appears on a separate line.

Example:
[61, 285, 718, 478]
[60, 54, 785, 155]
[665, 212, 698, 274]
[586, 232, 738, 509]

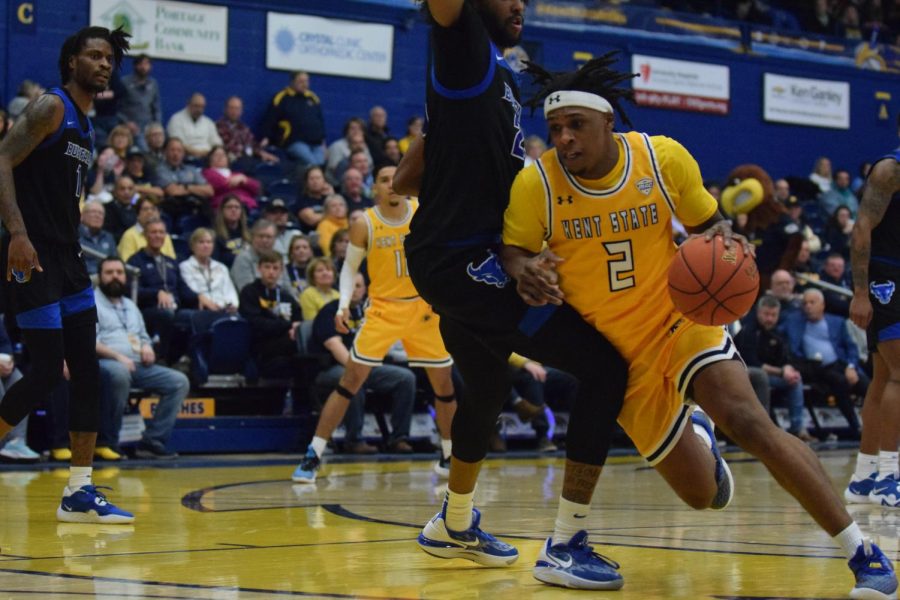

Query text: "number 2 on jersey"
[603, 240, 635, 291]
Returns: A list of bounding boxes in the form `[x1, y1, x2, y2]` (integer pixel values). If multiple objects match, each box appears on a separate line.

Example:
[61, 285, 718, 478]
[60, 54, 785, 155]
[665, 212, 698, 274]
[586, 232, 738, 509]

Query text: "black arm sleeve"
[431, 3, 494, 91]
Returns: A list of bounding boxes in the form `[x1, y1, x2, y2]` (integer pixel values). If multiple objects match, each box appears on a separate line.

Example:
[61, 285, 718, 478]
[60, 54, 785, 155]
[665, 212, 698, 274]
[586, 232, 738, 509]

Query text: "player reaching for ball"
[501, 54, 897, 598]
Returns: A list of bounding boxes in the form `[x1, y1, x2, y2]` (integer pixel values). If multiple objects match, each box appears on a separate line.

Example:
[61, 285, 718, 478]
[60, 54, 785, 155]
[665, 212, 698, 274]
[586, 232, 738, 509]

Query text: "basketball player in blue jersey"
[0, 27, 133, 523]
[403, 0, 626, 589]
[845, 129, 900, 512]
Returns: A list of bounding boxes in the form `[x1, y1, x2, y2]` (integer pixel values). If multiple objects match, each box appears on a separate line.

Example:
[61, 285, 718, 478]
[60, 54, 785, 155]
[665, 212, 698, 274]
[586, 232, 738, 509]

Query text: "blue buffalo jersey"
[11, 87, 93, 244]
[870, 147, 900, 265]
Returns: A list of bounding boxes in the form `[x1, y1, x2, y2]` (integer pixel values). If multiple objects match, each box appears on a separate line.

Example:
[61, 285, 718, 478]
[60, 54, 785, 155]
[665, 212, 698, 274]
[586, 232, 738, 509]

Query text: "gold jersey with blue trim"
[364, 199, 419, 300]
[503, 131, 718, 362]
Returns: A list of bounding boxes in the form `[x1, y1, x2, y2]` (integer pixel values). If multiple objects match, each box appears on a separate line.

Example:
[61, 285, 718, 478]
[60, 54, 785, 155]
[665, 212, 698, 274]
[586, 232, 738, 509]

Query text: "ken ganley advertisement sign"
[91, 0, 228, 64]
[631, 54, 730, 115]
[763, 73, 850, 129]
[267, 13, 394, 81]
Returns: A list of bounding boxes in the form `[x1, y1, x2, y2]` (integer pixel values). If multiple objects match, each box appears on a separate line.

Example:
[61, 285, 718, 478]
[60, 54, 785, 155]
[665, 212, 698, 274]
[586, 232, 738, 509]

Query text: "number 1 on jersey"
[394, 249, 408, 278]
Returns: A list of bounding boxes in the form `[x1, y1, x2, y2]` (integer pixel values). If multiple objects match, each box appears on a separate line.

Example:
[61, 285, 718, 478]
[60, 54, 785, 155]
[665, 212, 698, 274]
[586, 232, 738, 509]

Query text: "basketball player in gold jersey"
[291, 164, 456, 483]
[501, 55, 896, 598]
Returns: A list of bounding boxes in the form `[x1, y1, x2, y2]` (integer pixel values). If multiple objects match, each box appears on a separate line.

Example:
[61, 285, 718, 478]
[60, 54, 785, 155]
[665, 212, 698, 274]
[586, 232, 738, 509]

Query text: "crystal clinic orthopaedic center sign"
[267, 13, 394, 81]
[91, 0, 228, 65]
[763, 73, 850, 130]
[631, 54, 730, 115]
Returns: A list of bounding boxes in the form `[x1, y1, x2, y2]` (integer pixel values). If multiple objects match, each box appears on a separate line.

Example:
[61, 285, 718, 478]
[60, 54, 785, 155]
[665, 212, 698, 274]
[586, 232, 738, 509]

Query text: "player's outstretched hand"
[516, 249, 565, 307]
[698, 221, 755, 258]
[6, 232, 42, 282]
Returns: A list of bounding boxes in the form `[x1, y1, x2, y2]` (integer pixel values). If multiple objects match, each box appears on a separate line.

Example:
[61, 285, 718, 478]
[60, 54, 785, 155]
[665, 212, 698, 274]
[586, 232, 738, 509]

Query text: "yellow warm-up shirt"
[503, 131, 717, 360]
[364, 200, 418, 299]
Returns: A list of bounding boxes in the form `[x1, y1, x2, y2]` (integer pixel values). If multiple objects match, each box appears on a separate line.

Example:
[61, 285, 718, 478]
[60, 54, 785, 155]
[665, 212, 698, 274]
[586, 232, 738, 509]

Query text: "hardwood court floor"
[0, 449, 894, 599]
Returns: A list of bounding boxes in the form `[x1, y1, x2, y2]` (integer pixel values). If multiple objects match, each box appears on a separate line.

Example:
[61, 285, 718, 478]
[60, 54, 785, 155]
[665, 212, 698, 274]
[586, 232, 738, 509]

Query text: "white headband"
[543, 90, 613, 116]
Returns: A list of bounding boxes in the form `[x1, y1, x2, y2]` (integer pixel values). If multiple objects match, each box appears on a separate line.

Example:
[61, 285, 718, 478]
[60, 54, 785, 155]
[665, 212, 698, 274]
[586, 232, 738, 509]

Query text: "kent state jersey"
[364, 200, 419, 299]
[503, 131, 718, 360]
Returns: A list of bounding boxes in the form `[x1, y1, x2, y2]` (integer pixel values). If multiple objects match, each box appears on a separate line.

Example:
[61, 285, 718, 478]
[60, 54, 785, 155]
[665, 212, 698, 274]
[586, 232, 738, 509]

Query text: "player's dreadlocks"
[59, 26, 131, 85]
[523, 52, 638, 128]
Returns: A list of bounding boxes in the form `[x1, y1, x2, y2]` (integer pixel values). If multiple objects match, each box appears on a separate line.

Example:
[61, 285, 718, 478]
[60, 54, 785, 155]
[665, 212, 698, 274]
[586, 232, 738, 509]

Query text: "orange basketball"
[667, 235, 759, 326]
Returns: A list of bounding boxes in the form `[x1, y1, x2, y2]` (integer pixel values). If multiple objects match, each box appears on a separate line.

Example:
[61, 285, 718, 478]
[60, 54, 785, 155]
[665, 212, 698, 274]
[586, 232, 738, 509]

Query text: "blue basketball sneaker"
[418, 495, 518, 566]
[533, 530, 623, 590]
[849, 539, 898, 600]
[57, 485, 134, 524]
[846, 472, 878, 504]
[292, 445, 321, 484]
[691, 409, 734, 510]
[871, 475, 900, 508]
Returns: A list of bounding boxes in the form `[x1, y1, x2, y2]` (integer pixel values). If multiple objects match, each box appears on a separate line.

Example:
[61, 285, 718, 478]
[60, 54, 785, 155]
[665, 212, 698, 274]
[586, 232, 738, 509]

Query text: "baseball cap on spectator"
[783, 194, 800, 208]
[264, 198, 289, 213]
[126, 146, 145, 160]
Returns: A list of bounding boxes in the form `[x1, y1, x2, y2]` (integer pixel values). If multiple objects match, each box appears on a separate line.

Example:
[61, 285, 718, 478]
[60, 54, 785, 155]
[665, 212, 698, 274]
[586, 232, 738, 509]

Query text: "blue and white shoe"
[871, 475, 900, 508]
[418, 496, 518, 566]
[691, 409, 734, 510]
[533, 530, 623, 590]
[57, 485, 134, 524]
[847, 472, 878, 504]
[849, 539, 898, 600]
[291, 445, 321, 484]
[433, 453, 450, 479]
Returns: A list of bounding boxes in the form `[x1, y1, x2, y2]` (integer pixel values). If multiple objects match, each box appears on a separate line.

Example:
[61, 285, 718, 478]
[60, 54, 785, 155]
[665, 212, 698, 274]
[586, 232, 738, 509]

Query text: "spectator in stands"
[784, 193, 823, 254]
[95, 257, 187, 460]
[296, 165, 334, 232]
[230, 219, 290, 292]
[124, 147, 163, 202]
[7, 79, 43, 121]
[180, 227, 239, 316]
[104, 176, 139, 242]
[285, 234, 314, 299]
[818, 253, 853, 317]
[143, 122, 166, 171]
[0, 317, 37, 462]
[316, 195, 349, 257]
[166, 93, 222, 161]
[299, 257, 339, 321]
[261, 71, 326, 167]
[201, 145, 260, 212]
[348, 150, 373, 196]
[119, 54, 163, 149]
[508, 354, 575, 452]
[329, 228, 351, 274]
[732, 0, 773, 25]
[398, 115, 423, 155]
[326, 118, 371, 185]
[768, 269, 802, 323]
[523, 135, 547, 168]
[92, 71, 127, 147]
[840, 3, 864, 39]
[824, 205, 854, 260]
[783, 288, 868, 439]
[118, 197, 176, 262]
[803, 0, 839, 35]
[821, 169, 859, 217]
[365, 105, 390, 166]
[735, 296, 815, 442]
[774, 177, 791, 203]
[79, 200, 118, 277]
[339, 168, 373, 216]
[332, 131, 370, 185]
[238, 249, 302, 365]
[88, 125, 132, 202]
[154, 137, 214, 218]
[264, 199, 302, 257]
[308, 273, 416, 454]
[791, 239, 820, 283]
[809, 156, 833, 196]
[215, 95, 279, 169]
[213, 195, 250, 268]
[127, 218, 197, 364]
[383, 137, 401, 166]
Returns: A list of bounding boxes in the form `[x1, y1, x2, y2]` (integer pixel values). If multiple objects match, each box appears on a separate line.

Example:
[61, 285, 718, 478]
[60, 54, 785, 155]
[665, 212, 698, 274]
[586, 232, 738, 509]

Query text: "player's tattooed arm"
[851, 160, 899, 293]
[0, 94, 64, 235]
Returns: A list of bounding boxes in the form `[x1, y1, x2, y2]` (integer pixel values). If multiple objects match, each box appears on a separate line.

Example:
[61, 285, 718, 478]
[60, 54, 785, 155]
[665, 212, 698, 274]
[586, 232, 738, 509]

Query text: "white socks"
[310, 436, 328, 458]
[440, 439, 452, 461]
[878, 451, 899, 479]
[445, 488, 475, 532]
[834, 522, 866, 560]
[68, 466, 92, 491]
[855, 452, 878, 479]
[553, 497, 591, 546]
